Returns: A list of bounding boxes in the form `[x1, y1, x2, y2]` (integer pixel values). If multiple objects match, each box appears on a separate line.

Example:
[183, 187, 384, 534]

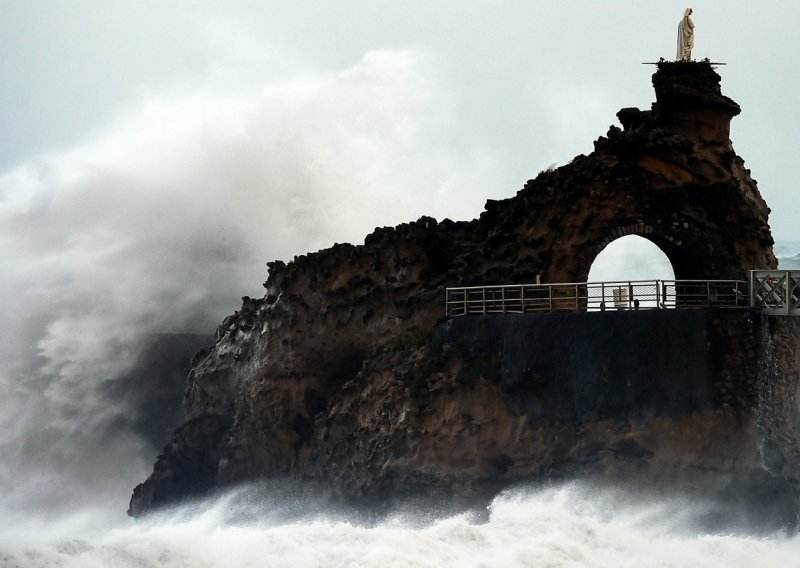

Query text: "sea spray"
[2, 483, 799, 568]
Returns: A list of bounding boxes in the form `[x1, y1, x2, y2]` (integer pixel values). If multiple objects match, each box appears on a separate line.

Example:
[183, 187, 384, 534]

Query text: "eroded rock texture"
[130, 62, 798, 527]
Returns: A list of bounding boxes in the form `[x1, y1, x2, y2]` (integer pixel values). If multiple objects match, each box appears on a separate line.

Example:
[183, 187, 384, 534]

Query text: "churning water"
[1, 483, 799, 568]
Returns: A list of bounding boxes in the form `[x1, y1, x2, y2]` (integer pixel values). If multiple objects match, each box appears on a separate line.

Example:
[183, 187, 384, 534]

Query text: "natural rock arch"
[477, 61, 775, 288]
[577, 210, 732, 283]
[587, 234, 674, 283]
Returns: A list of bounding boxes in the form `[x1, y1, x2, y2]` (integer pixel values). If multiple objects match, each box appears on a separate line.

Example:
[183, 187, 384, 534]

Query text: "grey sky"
[0, 1, 798, 517]
[2, 2, 798, 235]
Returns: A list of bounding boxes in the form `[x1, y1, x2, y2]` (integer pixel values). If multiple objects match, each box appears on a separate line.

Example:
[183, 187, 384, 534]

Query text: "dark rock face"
[128, 414, 231, 516]
[130, 62, 799, 527]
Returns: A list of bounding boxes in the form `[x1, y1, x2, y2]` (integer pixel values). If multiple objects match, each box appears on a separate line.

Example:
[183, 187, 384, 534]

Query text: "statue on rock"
[677, 8, 695, 61]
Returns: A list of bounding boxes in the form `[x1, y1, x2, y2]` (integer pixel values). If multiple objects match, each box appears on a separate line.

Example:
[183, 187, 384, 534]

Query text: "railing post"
[548, 284, 552, 312]
[601, 282, 605, 311]
[655, 279, 660, 308]
[784, 276, 790, 316]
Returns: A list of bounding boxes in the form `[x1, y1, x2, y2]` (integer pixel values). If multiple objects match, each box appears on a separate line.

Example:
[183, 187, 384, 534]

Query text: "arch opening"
[587, 235, 675, 310]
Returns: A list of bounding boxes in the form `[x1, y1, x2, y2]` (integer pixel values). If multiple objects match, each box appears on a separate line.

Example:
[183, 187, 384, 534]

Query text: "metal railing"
[750, 270, 800, 316]
[445, 279, 749, 317]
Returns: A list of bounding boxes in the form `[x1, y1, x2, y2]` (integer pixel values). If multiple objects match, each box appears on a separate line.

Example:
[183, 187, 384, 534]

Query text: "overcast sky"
[3, 2, 798, 233]
[1, 0, 799, 519]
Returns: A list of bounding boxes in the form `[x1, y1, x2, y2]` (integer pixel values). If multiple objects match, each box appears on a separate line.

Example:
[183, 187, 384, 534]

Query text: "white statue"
[677, 8, 695, 61]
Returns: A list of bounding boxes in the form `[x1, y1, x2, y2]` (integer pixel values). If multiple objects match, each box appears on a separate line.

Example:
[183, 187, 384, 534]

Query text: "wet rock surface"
[130, 62, 799, 529]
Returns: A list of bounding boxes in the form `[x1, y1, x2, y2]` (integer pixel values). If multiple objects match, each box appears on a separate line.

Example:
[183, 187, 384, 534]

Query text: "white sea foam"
[1, 484, 798, 568]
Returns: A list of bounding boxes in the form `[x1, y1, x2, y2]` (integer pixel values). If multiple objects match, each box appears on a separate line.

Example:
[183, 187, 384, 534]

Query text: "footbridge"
[445, 270, 799, 317]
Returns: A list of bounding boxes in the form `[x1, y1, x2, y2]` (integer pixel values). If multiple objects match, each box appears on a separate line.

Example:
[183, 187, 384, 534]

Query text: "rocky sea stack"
[130, 62, 800, 530]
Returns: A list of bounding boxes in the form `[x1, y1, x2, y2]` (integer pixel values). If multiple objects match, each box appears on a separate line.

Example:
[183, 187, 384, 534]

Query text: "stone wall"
[758, 317, 800, 484]
[432, 310, 759, 425]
